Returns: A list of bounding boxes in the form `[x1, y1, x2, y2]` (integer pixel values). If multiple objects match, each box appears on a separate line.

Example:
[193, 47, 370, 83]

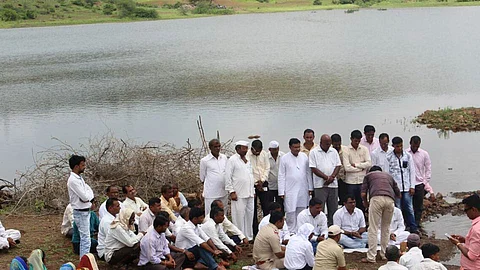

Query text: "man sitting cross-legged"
[201, 206, 242, 265]
[333, 194, 368, 249]
[296, 197, 329, 252]
[138, 215, 185, 270]
[97, 198, 120, 260]
[253, 211, 286, 270]
[0, 218, 21, 250]
[138, 197, 163, 234]
[173, 207, 190, 236]
[175, 207, 225, 270]
[258, 202, 291, 245]
[209, 200, 249, 246]
[99, 185, 124, 220]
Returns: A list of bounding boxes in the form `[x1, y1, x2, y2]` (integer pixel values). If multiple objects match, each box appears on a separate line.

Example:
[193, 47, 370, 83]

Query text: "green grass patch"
[414, 107, 480, 132]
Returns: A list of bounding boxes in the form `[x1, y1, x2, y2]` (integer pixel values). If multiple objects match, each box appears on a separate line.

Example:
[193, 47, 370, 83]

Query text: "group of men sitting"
[61, 183, 249, 269]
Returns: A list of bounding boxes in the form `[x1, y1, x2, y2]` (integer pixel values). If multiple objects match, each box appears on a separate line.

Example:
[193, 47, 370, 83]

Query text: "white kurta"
[278, 152, 313, 213]
[0, 220, 21, 249]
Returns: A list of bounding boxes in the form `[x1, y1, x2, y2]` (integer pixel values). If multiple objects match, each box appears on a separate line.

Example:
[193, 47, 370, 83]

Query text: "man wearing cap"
[399, 234, 423, 269]
[225, 140, 255, 241]
[247, 139, 270, 236]
[253, 211, 286, 270]
[267, 140, 285, 212]
[279, 138, 313, 233]
[314, 225, 347, 270]
[200, 139, 228, 216]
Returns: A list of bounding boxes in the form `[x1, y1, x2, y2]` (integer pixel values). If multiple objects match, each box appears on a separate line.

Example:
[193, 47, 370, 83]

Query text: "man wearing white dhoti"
[278, 138, 313, 233]
[378, 207, 410, 245]
[0, 219, 21, 250]
[225, 140, 255, 241]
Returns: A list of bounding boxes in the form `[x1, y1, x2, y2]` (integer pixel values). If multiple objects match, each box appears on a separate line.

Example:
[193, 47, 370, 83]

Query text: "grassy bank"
[1, 0, 480, 28]
[415, 107, 480, 132]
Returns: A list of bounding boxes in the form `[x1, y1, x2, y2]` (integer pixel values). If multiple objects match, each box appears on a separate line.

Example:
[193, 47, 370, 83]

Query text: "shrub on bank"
[313, 0, 322, 5]
[191, 2, 234, 14]
[133, 7, 158, 18]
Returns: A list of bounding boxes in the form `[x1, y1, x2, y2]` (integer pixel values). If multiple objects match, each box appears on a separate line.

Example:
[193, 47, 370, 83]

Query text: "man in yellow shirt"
[160, 184, 182, 222]
[314, 225, 347, 270]
[253, 211, 286, 270]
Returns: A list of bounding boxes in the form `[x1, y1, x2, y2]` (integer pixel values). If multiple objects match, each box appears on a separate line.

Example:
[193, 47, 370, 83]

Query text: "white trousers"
[231, 197, 254, 240]
[0, 229, 21, 249]
[204, 195, 229, 217]
[286, 207, 304, 234]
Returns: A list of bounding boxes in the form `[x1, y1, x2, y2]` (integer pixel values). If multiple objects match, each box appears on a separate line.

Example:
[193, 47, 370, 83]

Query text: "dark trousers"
[297, 266, 313, 270]
[268, 190, 284, 212]
[346, 183, 364, 212]
[141, 253, 185, 270]
[338, 179, 347, 206]
[108, 243, 140, 265]
[188, 246, 218, 269]
[413, 184, 425, 227]
[73, 239, 98, 255]
[254, 188, 271, 237]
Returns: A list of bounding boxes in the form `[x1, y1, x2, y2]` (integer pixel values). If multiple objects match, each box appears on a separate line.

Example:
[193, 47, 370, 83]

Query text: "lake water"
[1, 7, 479, 191]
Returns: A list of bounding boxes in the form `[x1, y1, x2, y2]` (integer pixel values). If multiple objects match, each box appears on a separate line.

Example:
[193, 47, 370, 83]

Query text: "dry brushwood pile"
[10, 133, 232, 213]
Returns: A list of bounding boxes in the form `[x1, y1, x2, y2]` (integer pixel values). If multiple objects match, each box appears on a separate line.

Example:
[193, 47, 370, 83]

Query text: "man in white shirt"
[0, 218, 21, 250]
[138, 197, 163, 234]
[378, 207, 410, 245]
[99, 185, 124, 220]
[360, 125, 380, 154]
[342, 130, 371, 213]
[225, 140, 255, 241]
[371, 133, 393, 173]
[61, 203, 73, 238]
[285, 223, 315, 270]
[297, 197, 329, 252]
[267, 140, 285, 212]
[200, 139, 228, 216]
[379, 245, 408, 270]
[104, 208, 144, 265]
[97, 198, 120, 260]
[412, 243, 447, 270]
[138, 215, 185, 270]
[122, 185, 148, 220]
[247, 139, 270, 236]
[258, 202, 291, 245]
[399, 234, 424, 269]
[173, 206, 189, 236]
[210, 200, 249, 246]
[67, 154, 94, 258]
[175, 207, 224, 270]
[201, 207, 242, 263]
[333, 195, 368, 248]
[279, 138, 313, 233]
[310, 134, 341, 226]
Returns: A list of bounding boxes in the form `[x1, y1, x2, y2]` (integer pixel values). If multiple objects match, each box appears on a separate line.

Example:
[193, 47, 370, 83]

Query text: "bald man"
[309, 134, 342, 226]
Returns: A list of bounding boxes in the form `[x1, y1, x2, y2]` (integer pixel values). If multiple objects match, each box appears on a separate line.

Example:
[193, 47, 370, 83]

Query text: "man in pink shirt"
[360, 125, 380, 155]
[406, 136, 431, 227]
[448, 194, 480, 270]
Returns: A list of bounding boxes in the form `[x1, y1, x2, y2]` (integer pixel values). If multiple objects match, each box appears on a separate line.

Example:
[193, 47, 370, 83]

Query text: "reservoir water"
[1, 7, 479, 191]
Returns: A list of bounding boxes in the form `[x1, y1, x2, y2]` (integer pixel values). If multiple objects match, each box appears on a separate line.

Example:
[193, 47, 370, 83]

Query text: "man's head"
[320, 134, 332, 152]
[392, 137, 403, 154]
[303, 129, 315, 144]
[210, 206, 225, 224]
[69, 155, 86, 174]
[269, 210, 285, 229]
[234, 141, 249, 157]
[327, 225, 344, 242]
[410, 136, 421, 153]
[331, 133, 342, 153]
[268, 141, 280, 157]
[462, 193, 480, 220]
[105, 186, 119, 199]
[148, 197, 162, 215]
[407, 233, 421, 249]
[179, 206, 190, 221]
[289, 138, 301, 156]
[369, 165, 382, 173]
[309, 197, 323, 217]
[350, 130, 362, 149]
[153, 215, 170, 234]
[161, 184, 173, 200]
[421, 243, 441, 262]
[106, 198, 120, 216]
[209, 139, 221, 156]
[188, 198, 203, 209]
[363, 125, 376, 144]
[344, 194, 356, 212]
[189, 207, 205, 225]
[251, 140, 263, 156]
[385, 245, 401, 262]
[267, 202, 282, 214]
[171, 183, 180, 197]
[211, 199, 224, 210]
[379, 133, 390, 152]
[158, 211, 170, 220]
[122, 185, 137, 200]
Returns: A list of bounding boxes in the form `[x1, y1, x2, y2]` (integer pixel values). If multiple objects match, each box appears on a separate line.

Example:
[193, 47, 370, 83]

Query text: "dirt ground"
[0, 214, 460, 270]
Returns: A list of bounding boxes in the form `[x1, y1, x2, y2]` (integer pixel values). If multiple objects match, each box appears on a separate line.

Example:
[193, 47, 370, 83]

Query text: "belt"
[74, 208, 90, 212]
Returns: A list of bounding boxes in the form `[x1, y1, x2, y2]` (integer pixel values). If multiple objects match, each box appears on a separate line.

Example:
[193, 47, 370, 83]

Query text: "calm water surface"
[1, 7, 479, 191]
